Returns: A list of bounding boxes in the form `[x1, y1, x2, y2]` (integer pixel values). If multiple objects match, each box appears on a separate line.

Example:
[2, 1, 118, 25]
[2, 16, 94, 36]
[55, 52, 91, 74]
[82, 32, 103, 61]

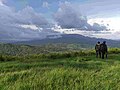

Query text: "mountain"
[0, 34, 119, 56]
[14, 34, 120, 48]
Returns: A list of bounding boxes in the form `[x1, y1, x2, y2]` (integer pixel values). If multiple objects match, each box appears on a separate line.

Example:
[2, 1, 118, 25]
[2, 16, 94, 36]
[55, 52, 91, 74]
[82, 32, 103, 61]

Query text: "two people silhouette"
[95, 41, 108, 59]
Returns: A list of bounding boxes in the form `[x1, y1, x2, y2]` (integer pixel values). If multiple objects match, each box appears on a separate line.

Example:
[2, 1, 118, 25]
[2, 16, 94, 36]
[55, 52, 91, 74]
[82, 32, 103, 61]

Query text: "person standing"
[100, 41, 108, 59]
[95, 41, 101, 58]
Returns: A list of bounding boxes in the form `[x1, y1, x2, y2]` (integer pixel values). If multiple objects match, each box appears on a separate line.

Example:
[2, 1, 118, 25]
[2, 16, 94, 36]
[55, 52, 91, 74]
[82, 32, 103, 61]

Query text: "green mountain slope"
[0, 43, 90, 56]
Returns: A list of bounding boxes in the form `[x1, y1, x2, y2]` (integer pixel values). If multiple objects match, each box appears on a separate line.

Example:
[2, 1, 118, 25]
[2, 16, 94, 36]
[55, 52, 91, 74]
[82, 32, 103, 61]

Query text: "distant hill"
[14, 34, 120, 47]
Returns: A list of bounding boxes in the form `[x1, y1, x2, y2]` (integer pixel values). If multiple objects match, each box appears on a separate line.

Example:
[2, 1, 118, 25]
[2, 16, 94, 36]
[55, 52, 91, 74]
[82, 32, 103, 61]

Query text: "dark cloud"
[92, 23, 107, 31]
[15, 6, 48, 26]
[54, 2, 87, 28]
[0, 4, 59, 41]
[54, 2, 107, 31]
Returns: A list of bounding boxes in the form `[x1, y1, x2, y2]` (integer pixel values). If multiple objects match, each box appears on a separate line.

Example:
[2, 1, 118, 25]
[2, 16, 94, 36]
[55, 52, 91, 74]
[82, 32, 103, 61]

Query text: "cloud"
[42, 1, 50, 9]
[0, 0, 5, 5]
[73, 0, 120, 18]
[16, 6, 48, 26]
[20, 25, 39, 30]
[92, 23, 107, 31]
[54, 2, 87, 29]
[0, 3, 59, 41]
[54, 2, 107, 31]
[0, 0, 116, 41]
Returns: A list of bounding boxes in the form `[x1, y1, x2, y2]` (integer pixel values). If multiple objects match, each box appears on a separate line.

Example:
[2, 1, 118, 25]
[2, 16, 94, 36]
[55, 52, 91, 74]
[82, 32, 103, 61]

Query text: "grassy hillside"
[0, 43, 120, 56]
[1, 50, 120, 90]
[0, 43, 92, 56]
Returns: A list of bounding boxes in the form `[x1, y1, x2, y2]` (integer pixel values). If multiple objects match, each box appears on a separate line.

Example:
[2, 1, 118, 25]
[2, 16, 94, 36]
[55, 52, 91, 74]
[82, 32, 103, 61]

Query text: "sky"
[0, 0, 120, 41]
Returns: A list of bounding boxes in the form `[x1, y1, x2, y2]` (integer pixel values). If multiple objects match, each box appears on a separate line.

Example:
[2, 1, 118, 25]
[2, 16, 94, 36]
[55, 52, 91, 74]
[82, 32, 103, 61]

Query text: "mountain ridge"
[13, 34, 120, 47]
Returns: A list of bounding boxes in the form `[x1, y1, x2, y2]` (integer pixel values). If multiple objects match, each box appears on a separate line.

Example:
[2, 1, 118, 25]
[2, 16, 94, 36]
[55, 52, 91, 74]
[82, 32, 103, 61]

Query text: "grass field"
[0, 53, 120, 90]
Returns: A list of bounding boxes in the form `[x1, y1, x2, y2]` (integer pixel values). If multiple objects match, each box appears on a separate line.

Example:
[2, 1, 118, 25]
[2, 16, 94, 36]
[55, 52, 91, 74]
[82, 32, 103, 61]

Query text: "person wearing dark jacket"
[95, 41, 101, 58]
[100, 41, 108, 59]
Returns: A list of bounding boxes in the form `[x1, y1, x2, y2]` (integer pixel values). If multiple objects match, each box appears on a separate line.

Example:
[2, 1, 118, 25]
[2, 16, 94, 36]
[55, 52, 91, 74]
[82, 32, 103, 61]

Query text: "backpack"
[95, 44, 100, 51]
[100, 44, 107, 52]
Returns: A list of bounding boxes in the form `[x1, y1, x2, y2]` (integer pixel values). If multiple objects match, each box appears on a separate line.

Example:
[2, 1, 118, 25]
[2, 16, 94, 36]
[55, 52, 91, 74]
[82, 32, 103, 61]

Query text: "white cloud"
[54, 27, 120, 40]
[0, 0, 5, 6]
[42, 1, 50, 9]
[20, 24, 39, 30]
[88, 17, 120, 31]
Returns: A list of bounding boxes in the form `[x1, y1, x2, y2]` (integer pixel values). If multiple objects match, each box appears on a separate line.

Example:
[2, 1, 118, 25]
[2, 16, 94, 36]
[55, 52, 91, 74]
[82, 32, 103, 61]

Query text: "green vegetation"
[0, 43, 120, 56]
[0, 48, 120, 90]
[0, 43, 91, 56]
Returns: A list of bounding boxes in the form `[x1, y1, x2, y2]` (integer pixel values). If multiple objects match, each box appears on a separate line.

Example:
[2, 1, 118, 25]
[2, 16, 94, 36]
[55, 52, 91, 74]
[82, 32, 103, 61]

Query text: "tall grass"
[0, 49, 120, 89]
